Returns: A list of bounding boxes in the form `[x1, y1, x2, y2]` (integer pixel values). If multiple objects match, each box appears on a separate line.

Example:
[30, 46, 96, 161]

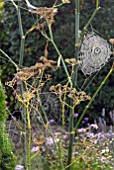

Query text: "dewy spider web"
[78, 31, 112, 76]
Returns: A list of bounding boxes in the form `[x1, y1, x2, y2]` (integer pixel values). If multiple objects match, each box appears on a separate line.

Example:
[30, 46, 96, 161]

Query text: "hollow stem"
[66, 107, 75, 170]
[74, 0, 80, 86]
[10, 1, 27, 168]
[11, 0, 25, 67]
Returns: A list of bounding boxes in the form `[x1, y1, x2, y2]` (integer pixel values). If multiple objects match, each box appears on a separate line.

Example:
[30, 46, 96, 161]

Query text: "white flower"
[101, 147, 109, 154]
[46, 137, 59, 145]
[15, 165, 24, 170]
[77, 128, 87, 133]
[31, 146, 39, 153]
[90, 124, 98, 129]
[101, 149, 106, 154]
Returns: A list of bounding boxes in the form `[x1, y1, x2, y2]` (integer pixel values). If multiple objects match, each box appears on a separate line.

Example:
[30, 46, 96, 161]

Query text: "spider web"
[78, 31, 112, 76]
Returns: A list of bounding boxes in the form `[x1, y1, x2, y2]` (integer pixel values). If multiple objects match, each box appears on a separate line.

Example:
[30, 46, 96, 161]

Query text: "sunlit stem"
[24, 81, 31, 170]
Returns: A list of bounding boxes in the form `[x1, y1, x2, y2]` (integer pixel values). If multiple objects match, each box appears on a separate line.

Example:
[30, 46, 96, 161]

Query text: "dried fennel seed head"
[14, 57, 57, 80]
[50, 84, 91, 106]
[30, 7, 58, 24]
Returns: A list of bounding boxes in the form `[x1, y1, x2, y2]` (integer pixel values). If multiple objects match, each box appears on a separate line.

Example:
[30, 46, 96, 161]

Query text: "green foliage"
[0, 85, 7, 122]
[0, 83, 16, 170]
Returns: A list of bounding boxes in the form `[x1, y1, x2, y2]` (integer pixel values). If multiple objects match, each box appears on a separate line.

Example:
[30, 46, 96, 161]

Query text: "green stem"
[48, 24, 73, 87]
[19, 35, 25, 67]
[17, 1, 25, 67]
[0, 49, 18, 70]
[11, 0, 25, 67]
[74, 65, 114, 131]
[74, 0, 80, 86]
[11, 2, 27, 168]
[57, 141, 64, 169]
[66, 107, 74, 170]
[66, 2, 80, 169]
[79, 0, 100, 42]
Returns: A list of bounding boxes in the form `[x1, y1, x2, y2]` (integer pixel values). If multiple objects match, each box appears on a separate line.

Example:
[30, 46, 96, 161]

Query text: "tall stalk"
[66, 1, 80, 169]
[67, 1, 100, 169]
[24, 82, 31, 170]
[10, 0, 25, 67]
[79, 0, 100, 42]
[10, 0, 27, 168]
[74, 0, 80, 86]
[17, 0, 25, 67]
[66, 107, 75, 170]
[74, 0, 100, 132]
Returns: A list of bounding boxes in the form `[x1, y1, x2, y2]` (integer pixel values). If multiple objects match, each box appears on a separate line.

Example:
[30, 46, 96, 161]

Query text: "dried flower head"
[14, 57, 57, 80]
[109, 38, 114, 45]
[62, 0, 70, 3]
[22, 90, 35, 102]
[50, 84, 91, 106]
[30, 7, 58, 24]
[65, 58, 77, 65]
[65, 58, 81, 66]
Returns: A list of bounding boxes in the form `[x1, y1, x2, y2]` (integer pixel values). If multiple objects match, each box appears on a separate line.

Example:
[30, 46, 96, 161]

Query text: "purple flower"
[74, 113, 78, 118]
[16, 81, 21, 86]
[84, 117, 89, 122]
[13, 76, 19, 80]
[82, 120, 85, 124]
[16, 88, 20, 92]
[56, 128, 62, 132]
[49, 119, 55, 124]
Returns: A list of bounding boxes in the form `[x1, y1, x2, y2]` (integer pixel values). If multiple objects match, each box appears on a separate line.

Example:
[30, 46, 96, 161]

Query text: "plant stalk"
[79, 0, 99, 42]
[66, 107, 74, 170]
[74, 0, 80, 86]
[11, 1, 27, 168]
[48, 24, 73, 87]
[11, 0, 25, 67]
[26, 104, 31, 170]
[0, 49, 18, 70]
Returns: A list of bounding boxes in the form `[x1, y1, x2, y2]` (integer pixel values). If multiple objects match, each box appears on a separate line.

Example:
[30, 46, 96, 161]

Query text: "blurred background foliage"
[0, 0, 114, 123]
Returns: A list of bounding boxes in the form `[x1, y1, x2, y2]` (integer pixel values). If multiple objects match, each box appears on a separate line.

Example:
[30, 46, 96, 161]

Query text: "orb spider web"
[78, 30, 112, 76]
[78, 29, 113, 91]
